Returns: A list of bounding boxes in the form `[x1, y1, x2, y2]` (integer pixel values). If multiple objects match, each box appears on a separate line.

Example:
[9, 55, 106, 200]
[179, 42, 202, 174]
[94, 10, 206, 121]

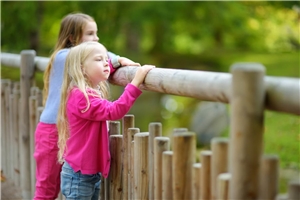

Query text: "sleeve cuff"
[110, 55, 121, 68]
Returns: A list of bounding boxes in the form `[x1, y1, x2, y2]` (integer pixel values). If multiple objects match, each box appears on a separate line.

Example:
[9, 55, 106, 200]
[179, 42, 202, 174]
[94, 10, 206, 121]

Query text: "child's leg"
[91, 179, 101, 200]
[61, 161, 101, 200]
[33, 122, 62, 200]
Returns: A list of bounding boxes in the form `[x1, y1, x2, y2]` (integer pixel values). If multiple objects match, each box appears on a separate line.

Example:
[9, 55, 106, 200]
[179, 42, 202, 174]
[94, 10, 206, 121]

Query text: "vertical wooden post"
[200, 150, 212, 200]
[12, 82, 20, 186]
[148, 122, 162, 199]
[104, 121, 121, 200]
[29, 87, 38, 198]
[109, 135, 123, 200]
[134, 132, 149, 200]
[1, 80, 10, 178]
[192, 163, 202, 200]
[130, 141, 135, 200]
[288, 180, 300, 200]
[259, 155, 279, 200]
[109, 121, 121, 135]
[162, 151, 173, 200]
[211, 137, 229, 199]
[7, 81, 13, 181]
[127, 128, 140, 200]
[217, 173, 231, 200]
[20, 50, 36, 199]
[229, 63, 265, 199]
[173, 132, 196, 200]
[154, 137, 170, 199]
[122, 114, 134, 200]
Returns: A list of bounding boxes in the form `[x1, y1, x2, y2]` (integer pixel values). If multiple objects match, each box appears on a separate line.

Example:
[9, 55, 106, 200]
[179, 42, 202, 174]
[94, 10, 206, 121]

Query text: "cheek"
[81, 35, 94, 42]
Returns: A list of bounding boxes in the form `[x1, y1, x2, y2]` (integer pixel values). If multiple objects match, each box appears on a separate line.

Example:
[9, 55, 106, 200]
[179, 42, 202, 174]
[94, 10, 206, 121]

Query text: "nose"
[94, 35, 99, 42]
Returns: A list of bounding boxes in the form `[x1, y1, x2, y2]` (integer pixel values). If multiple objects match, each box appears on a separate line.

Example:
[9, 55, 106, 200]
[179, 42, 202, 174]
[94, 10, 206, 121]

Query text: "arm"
[108, 51, 141, 68]
[70, 84, 142, 121]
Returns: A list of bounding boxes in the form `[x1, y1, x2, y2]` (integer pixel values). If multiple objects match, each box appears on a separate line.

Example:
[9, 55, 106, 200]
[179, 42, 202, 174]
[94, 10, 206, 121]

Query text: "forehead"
[83, 21, 97, 32]
[90, 44, 107, 55]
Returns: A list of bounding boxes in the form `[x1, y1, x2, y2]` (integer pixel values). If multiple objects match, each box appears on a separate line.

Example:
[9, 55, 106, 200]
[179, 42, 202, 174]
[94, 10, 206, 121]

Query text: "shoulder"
[55, 48, 70, 60]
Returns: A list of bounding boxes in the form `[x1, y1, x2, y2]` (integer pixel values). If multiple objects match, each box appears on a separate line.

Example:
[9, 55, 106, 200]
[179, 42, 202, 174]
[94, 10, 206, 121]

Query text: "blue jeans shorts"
[61, 161, 102, 200]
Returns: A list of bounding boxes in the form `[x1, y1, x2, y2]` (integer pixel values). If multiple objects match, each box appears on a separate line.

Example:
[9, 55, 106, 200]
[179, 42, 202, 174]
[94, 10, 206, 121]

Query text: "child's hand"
[131, 65, 155, 87]
[119, 57, 141, 67]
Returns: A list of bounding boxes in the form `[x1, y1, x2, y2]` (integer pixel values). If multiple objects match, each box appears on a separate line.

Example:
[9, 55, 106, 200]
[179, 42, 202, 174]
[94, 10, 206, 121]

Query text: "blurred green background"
[1, 1, 299, 192]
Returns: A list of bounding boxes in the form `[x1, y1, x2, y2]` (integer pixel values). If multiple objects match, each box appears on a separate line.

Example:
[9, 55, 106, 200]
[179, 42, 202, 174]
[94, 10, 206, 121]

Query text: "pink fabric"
[33, 122, 62, 200]
[64, 83, 142, 178]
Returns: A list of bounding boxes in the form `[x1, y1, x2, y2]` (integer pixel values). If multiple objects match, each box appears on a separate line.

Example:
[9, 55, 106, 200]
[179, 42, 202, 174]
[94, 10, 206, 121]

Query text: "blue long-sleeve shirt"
[40, 49, 117, 124]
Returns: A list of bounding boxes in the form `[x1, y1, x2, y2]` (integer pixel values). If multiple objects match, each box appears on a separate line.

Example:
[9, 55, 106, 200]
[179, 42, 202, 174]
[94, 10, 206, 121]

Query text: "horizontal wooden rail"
[1, 52, 299, 115]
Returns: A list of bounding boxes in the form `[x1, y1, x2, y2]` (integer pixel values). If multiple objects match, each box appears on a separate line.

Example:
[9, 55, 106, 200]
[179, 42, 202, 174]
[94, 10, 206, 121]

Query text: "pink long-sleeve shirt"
[64, 83, 142, 178]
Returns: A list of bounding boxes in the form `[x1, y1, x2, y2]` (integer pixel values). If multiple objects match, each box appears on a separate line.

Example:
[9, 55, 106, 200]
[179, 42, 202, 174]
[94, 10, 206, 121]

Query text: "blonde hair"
[43, 13, 95, 105]
[57, 41, 110, 163]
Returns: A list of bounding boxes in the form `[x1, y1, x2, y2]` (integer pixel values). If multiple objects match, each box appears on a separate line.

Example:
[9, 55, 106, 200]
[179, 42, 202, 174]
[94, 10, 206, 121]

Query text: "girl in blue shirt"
[33, 12, 140, 200]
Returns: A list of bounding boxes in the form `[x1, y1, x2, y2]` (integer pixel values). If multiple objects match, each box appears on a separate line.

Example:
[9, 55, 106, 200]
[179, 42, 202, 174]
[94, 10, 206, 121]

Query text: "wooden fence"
[1, 50, 300, 200]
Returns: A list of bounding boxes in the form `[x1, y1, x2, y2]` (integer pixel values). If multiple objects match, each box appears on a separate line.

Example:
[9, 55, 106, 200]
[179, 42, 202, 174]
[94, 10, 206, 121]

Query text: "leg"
[33, 123, 62, 200]
[61, 162, 101, 200]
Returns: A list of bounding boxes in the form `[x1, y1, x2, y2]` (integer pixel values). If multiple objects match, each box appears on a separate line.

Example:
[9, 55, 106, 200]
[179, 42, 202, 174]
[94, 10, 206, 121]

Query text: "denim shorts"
[61, 161, 101, 200]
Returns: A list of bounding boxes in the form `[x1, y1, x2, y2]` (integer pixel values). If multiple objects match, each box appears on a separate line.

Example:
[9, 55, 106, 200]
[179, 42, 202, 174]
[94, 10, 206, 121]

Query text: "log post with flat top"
[20, 50, 36, 199]
[229, 63, 265, 199]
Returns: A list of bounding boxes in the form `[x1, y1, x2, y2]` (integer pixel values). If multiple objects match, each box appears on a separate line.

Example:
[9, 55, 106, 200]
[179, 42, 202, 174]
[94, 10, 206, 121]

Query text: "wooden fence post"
[192, 163, 201, 199]
[12, 82, 21, 186]
[211, 137, 229, 199]
[19, 50, 36, 198]
[154, 136, 170, 199]
[109, 135, 123, 200]
[148, 122, 162, 200]
[127, 128, 140, 200]
[259, 154, 279, 200]
[200, 150, 212, 200]
[173, 132, 196, 200]
[229, 63, 265, 199]
[218, 173, 231, 200]
[134, 132, 149, 199]
[122, 114, 134, 200]
[162, 151, 173, 200]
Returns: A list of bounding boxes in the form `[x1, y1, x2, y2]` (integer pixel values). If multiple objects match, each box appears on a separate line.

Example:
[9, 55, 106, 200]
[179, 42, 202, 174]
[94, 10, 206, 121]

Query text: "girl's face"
[80, 21, 99, 43]
[83, 45, 110, 88]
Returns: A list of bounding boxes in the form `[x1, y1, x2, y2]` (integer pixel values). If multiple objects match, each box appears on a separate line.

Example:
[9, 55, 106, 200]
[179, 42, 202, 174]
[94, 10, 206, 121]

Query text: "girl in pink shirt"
[57, 41, 155, 199]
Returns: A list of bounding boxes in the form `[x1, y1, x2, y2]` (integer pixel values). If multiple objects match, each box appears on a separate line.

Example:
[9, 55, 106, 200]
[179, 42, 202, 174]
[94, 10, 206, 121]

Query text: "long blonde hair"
[57, 41, 110, 163]
[43, 13, 95, 105]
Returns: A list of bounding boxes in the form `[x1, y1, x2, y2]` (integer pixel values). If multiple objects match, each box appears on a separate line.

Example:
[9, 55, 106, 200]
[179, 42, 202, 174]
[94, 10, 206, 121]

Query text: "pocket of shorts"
[61, 171, 72, 196]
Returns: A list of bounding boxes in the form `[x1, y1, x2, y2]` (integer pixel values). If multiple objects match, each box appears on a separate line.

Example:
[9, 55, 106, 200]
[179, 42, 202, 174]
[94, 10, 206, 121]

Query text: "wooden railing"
[1, 50, 300, 200]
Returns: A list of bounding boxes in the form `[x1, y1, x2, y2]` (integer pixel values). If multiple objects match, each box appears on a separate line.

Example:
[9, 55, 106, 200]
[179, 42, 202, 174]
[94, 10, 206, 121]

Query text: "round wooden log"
[288, 180, 300, 200]
[122, 114, 134, 200]
[109, 135, 123, 200]
[2, 52, 300, 115]
[20, 50, 35, 199]
[154, 137, 170, 200]
[173, 132, 196, 200]
[259, 155, 279, 200]
[211, 137, 229, 200]
[134, 132, 149, 200]
[276, 194, 288, 200]
[200, 150, 212, 200]
[148, 122, 162, 200]
[229, 63, 265, 199]
[12, 82, 20, 186]
[1, 80, 10, 177]
[217, 173, 231, 200]
[127, 128, 140, 200]
[130, 141, 135, 200]
[109, 121, 120, 135]
[162, 151, 173, 200]
[192, 163, 201, 200]
[110, 66, 300, 115]
[29, 95, 37, 198]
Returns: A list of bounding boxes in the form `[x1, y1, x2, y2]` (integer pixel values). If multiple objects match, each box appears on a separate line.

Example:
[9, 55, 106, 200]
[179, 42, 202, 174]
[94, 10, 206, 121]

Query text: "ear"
[69, 35, 75, 45]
